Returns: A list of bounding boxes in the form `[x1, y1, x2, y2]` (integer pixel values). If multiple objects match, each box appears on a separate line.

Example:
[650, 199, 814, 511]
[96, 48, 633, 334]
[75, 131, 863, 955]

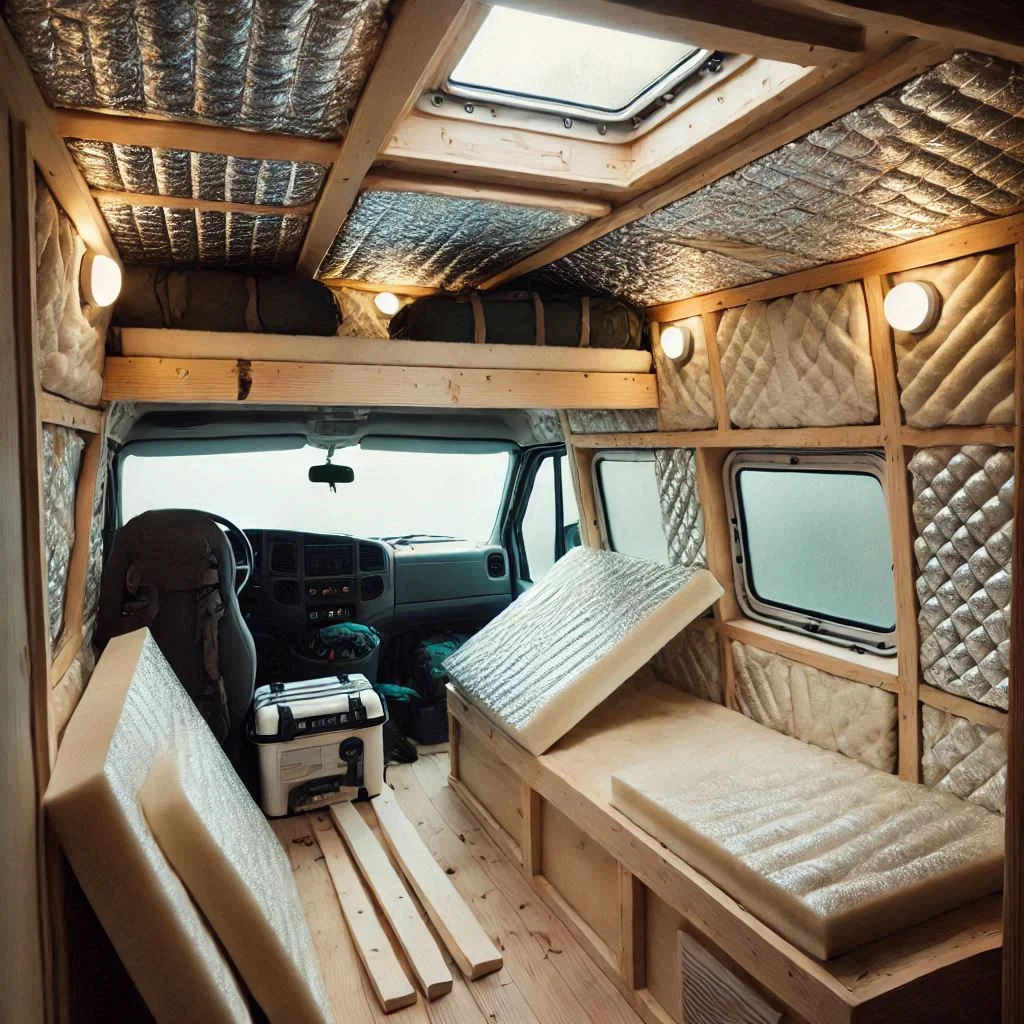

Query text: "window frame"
[724, 449, 897, 654]
[592, 449, 668, 562]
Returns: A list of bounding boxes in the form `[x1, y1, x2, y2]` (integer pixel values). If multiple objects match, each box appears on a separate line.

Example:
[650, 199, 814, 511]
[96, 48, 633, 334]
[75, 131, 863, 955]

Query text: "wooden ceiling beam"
[53, 109, 339, 166]
[90, 190, 316, 219]
[361, 170, 612, 218]
[478, 38, 949, 291]
[296, 0, 479, 278]
[796, 0, 1024, 63]
[486, 0, 867, 66]
[0, 22, 121, 264]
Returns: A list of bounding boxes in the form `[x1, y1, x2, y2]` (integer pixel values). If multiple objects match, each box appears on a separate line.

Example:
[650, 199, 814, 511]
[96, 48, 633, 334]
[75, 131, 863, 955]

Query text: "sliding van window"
[594, 451, 668, 564]
[725, 451, 896, 652]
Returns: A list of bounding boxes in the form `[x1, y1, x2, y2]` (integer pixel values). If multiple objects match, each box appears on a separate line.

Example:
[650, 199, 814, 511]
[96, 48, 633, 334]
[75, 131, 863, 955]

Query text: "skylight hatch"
[447, 6, 707, 123]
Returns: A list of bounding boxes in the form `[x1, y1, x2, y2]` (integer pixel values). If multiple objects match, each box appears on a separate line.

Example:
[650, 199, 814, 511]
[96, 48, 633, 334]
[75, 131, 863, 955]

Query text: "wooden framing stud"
[521, 783, 542, 877]
[618, 866, 647, 991]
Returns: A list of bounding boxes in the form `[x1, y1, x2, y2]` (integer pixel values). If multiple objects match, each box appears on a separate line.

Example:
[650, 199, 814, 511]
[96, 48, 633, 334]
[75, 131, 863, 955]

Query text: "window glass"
[734, 465, 895, 635]
[120, 442, 510, 543]
[596, 455, 668, 564]
[520, 454, 580, 582]
[449, 6, 698, 117]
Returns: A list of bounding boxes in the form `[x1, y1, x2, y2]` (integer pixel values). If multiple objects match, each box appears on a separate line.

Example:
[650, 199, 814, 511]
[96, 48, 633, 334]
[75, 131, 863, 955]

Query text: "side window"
[519, 452, 580, 582]
[726, 450, 896, 651]
[594, 451, 668, 564]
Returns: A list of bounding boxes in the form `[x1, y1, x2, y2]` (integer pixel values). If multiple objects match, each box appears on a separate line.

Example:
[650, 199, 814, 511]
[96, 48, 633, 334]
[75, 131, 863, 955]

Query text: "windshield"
[120, 441, 513, 542]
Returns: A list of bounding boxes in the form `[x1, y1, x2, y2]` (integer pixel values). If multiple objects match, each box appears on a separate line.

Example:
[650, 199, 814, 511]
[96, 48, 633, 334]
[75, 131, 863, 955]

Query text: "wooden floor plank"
[395, 756, 641, 1024]
[414, 754, 643, 1024]
[332, 801, 453, 1000]
[271, 816, 378, 1024]
[307, 813, 418, 1014]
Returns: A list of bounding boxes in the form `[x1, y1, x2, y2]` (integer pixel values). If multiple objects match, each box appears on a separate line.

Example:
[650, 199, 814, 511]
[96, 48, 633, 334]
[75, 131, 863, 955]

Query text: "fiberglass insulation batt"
[443, 547, 722, 755]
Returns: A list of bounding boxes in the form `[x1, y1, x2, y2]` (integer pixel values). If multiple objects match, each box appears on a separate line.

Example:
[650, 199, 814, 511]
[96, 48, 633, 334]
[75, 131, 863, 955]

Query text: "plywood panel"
[539, 798, 619, 951]
[645, 889, 686, 1024]
[458, 725, 522, 848]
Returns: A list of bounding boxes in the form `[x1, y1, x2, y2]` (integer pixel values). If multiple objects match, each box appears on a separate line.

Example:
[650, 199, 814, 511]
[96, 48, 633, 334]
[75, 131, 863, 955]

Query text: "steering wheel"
[207, 512, 254, 595]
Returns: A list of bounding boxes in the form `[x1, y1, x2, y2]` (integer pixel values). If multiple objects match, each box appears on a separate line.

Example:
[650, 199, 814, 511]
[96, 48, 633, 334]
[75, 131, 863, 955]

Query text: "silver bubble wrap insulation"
[319, 190, 591, 290]
[566, 408, 659, 433]
[43, 425, 84, 645]
[5, 0, 388, 139]
[909, 445, 1013, 711]
[533, 52, 1024, 305]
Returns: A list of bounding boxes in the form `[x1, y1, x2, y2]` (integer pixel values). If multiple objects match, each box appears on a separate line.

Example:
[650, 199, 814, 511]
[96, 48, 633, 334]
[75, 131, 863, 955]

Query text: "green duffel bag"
[388, 290, 646, 349]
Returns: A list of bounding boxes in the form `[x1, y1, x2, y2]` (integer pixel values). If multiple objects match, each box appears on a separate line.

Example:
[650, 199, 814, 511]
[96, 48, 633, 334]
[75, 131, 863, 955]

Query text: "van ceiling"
[5, 1, 1024, 307]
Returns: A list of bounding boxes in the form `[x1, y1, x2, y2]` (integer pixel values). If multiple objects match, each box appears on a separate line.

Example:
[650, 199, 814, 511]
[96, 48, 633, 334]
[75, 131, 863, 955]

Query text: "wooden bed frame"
[446, 679, 1003, 1024]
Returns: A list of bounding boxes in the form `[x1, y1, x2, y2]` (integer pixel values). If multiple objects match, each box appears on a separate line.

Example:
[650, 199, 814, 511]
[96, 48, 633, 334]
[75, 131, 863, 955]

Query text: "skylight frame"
[443, 7, 712, 126]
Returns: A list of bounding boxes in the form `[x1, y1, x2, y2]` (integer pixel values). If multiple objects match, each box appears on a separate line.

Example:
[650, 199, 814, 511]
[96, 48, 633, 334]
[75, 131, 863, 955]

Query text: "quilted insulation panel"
[67, 140, 327, 206]
[319, 190, 590, 289]
[5, 0, 388, 139]
[97, 199, 308, 268]
[910, 445, 1013, 710]
[892, 250, 1015, 427]
[647, 621, 723, 704]
[566, 409, 659, 433]
[443, 547, 723, 755]
[653, 316, 716, 431]
[611, 696, 1004, 960]
[921, 705, 1006, 815]
[533, 52, 1024, 306]
[44, 629, 330, 1022]
[43, 425, 84, 645]
[653, 448, 706, 568]
[36, 179, 105, 404]
[731, 642, 897, 772]
[717, 283, 877, 428]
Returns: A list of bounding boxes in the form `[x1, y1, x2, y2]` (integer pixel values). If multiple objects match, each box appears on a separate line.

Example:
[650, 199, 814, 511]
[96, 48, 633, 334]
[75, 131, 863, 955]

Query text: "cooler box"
[251, 675, 386, 817]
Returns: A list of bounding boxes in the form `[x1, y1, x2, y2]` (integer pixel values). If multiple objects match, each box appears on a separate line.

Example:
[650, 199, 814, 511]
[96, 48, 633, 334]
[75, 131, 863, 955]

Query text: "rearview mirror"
[308, 463, 354, 486]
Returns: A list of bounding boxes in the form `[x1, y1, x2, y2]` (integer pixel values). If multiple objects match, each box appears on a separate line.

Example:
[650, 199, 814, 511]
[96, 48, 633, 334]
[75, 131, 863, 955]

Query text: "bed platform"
[446, 675, 1003, 1024]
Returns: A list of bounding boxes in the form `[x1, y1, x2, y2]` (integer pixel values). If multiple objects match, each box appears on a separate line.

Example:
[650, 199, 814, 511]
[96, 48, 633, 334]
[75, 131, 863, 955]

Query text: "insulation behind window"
[653, 448, 705, 568]
[35, 179, 106, 405]
[43, 425, 85, 645]
[534, 52, 1024, 306]
[66, 140, 327, 206]
[319, 190, 591, 289]
[5, 0, 389, 139]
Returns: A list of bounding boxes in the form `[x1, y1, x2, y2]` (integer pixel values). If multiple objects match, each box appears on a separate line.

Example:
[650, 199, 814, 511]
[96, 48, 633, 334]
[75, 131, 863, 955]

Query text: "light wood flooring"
[274, 752, 643, 1024]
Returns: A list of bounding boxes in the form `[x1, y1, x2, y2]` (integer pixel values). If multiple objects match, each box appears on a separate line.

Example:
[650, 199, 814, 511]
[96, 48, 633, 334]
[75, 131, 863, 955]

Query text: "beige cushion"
[610, 694, 1004, 959]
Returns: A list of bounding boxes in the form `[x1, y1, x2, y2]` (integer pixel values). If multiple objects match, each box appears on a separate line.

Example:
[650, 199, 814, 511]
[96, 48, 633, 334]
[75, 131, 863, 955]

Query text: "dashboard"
[236, 530, 512, 636]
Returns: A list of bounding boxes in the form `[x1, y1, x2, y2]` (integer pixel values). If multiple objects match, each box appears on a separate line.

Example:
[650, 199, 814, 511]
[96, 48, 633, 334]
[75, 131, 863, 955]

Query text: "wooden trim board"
[372, 785, 503, 980]
[118, 328, 653, 373]
[90, 190, 316, 219]
[329, 801, 453, 999]
[306, 812, 417, 1014]
[101, 356, 658, 410]
[37, 391, 103, 434]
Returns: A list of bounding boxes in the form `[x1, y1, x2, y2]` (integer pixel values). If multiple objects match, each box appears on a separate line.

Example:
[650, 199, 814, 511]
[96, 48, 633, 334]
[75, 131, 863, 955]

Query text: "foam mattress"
[443, 547, 722, 755]
[610, 696, 1004, 960]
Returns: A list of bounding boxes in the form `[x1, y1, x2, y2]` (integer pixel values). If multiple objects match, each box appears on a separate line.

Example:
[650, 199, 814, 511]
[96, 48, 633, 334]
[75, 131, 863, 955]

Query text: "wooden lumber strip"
[372, 785, 503, 981]
[330, 801, 453, 999]
[306, 813, 417, 1014]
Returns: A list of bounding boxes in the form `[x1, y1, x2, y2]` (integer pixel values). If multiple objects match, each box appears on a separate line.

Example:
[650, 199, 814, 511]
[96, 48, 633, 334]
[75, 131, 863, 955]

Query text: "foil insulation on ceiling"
[533, 52, 1024, 306]
[67, 140, 326, 206]
[319, 190, 591, 289]
[4, 0, 389, 139]
[97, 199, 308, 268]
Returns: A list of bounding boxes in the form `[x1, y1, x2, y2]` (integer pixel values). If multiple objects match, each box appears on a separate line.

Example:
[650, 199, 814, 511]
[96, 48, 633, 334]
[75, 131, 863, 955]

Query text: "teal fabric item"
[315, 621, 380, 661]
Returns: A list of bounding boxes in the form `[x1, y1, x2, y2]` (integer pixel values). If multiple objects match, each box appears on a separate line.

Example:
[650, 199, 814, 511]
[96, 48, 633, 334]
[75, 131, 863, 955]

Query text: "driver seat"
[96, 510, 257, 756]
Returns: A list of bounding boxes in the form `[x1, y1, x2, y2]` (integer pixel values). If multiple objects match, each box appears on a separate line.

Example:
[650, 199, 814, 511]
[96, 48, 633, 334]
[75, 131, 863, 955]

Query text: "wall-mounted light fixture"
[883, 281, 941, 334]
[80, 251, 122, 307]
[373, 291, 401, 316]
[659, 323, 693, 363]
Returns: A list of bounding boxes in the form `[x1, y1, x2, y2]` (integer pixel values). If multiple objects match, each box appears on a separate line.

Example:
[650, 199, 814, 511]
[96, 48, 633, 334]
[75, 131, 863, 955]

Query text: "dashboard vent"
[360, 575, 385, 602]
[486, 552, 507, 579]
[359, 543, 387, 573]
[269, 542, 297, 575]
[272, 580, 299, 606]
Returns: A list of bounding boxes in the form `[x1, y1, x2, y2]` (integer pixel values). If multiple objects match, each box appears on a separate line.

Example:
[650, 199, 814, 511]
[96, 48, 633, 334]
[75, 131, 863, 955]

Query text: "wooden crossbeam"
[478, 38, 948, 292]
[296, 0, 478, 277]
[37, 391, 103, 434]
[53, 109, 338, 166]
[91, 190, 316, 219]
[490, 0, 867, 66]
[0, 22, 121, 264]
